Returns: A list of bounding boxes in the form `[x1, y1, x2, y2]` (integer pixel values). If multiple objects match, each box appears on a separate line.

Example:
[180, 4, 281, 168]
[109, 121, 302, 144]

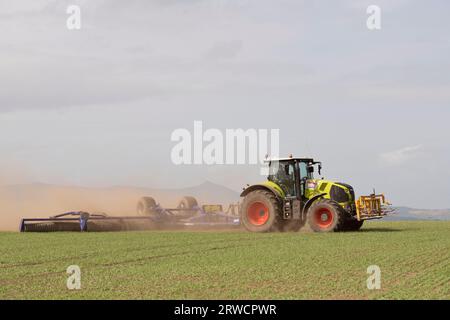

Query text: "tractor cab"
[267, 157, 321, 200]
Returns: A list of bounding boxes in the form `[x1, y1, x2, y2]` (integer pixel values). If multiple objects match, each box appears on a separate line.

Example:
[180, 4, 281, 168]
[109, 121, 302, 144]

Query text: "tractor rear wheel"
[307, 199, 346, 232]
[137, 197, 157, 216]
[240, 190, 280, 232]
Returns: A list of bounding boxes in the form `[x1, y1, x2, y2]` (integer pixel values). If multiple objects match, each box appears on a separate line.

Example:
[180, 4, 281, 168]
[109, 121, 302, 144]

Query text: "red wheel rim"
[314, 208, 334, 228]
[247, 202, 269, 226]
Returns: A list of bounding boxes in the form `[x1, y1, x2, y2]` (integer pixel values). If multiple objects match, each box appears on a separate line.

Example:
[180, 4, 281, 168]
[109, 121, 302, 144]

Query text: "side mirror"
[318, 164, 322, 175]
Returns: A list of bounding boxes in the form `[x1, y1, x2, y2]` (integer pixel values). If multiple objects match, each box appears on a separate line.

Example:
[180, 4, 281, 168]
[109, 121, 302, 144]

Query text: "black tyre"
[307, 199, 346, 232]
[177, 196, 198, 209]
[137, 197, 157, 216]
[240, 190, 281, 232]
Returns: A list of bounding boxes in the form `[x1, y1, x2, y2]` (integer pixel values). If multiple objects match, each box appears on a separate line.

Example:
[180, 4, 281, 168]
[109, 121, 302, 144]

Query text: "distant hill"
[384, 207, 450, 221]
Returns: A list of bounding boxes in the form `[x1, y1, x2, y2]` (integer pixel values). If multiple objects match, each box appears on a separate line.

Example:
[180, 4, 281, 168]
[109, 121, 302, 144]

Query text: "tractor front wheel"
[307, 199, 345, 232]
[240, 190, 280, 232]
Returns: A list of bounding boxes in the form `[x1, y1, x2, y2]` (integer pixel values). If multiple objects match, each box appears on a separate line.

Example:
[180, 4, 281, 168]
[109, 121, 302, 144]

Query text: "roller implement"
[240, 157, 395, 232]
[20, 197, 240, 232]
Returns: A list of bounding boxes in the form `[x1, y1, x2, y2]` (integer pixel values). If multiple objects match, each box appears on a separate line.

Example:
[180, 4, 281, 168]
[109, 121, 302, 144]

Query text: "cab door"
[297, 161, 309, 199]
[273, 161, 297, 198]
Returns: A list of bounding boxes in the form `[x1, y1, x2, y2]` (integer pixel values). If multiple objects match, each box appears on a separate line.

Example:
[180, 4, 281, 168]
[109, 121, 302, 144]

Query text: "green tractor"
[240, 157, 393, 233]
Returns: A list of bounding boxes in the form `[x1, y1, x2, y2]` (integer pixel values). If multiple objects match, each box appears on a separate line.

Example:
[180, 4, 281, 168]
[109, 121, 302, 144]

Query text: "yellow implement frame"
[202, 205, 223, 214]
[202, 204, 240, 216]
[355, 193, 394, 221]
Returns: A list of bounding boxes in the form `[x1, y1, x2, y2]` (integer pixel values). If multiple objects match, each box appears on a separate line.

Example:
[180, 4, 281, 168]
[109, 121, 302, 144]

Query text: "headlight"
[307, 181, 317, 189]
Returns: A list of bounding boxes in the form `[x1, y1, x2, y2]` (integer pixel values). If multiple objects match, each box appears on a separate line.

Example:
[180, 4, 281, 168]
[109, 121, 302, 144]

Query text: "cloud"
[379, 145, 423, 166]
[205, 40, 243, 61]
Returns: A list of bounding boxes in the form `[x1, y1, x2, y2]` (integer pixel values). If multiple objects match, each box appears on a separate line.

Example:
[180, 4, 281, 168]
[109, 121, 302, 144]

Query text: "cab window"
[269, 161, 296, 197]
[299, 162, 313, 180]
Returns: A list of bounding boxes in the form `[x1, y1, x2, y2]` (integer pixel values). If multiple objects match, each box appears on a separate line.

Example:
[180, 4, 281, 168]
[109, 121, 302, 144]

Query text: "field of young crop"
[0, 221, 448, 300]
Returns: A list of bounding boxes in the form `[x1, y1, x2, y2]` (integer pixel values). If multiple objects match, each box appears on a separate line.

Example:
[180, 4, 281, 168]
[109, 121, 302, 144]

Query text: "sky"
[0, 0, 449, 208]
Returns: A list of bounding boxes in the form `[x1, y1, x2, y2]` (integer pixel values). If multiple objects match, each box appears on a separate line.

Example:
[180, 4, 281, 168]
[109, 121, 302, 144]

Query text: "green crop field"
[0, 221, 448, 300]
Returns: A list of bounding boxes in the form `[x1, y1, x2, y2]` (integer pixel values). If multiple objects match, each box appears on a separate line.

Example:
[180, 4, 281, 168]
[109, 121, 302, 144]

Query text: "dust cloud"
[0, 182, 240, 231]
[0, 184, 192, 231]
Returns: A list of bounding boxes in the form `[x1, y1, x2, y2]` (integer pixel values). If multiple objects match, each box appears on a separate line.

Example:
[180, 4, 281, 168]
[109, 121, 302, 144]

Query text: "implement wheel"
[307, 199, 345, 232]
[240, 190, 280, 232]
[137, 197, 157, 216]
[177, 196, 198, 210]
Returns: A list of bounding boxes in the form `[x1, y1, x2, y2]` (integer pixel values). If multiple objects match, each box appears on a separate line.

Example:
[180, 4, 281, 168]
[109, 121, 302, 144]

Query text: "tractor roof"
[265, 157, 316, 163]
